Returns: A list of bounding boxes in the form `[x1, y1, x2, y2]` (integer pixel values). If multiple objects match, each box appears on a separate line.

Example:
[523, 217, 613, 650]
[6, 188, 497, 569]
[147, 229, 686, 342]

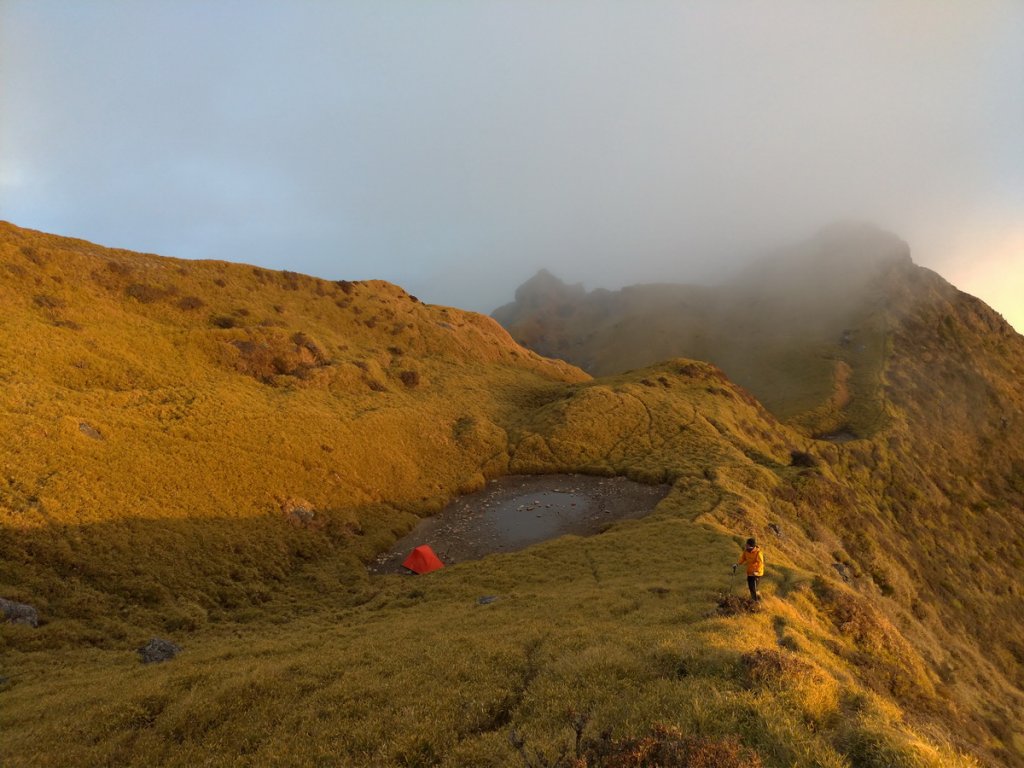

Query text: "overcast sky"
[1, 1, 1022, 329]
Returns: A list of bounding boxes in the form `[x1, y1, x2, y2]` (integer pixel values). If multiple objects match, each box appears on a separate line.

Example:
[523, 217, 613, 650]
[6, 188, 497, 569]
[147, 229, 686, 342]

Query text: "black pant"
[747, 575, 761, 601]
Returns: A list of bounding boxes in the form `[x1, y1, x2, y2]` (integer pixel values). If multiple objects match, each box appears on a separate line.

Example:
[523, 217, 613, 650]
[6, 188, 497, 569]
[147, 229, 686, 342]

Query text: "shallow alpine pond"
[369, 473, 670, 574]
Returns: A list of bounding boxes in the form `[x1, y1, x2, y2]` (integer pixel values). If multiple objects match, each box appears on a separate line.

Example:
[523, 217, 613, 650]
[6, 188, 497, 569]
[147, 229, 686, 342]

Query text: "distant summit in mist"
[493, 223, 1011, 438]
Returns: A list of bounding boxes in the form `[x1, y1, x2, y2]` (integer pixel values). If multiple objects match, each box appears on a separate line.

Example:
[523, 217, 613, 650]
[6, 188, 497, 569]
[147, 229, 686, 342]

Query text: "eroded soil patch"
[370, 474, 669, 574]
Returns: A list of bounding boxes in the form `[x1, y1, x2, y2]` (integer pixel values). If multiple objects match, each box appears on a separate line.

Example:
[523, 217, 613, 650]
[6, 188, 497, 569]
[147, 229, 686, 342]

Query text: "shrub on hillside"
[813, 580, 885, 645]
[225, 330, 331, 384]
[740, 648, 812, 688]
[32, 294, 66, 309]
[812, 579, 935, 701]
[20, 244, 43, 265]
[837, 720, 954, 768]
[291, 332, 327, 363]
[176, 295, 205, 311]
[790, 450, 817, 468]
[125, 283, 175, 304]
[716, 593, 762, 617]
[507, 720, 764, 768]
[210, 314, 238, 329]
[591, 732, 763, 768]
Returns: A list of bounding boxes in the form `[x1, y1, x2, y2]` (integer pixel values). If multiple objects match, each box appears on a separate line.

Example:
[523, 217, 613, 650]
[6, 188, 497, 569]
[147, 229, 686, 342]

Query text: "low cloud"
[1, 1, 1021, 328]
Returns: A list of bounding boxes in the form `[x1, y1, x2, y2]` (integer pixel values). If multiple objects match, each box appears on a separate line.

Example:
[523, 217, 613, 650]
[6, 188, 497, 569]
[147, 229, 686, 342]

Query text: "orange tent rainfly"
[402, 545, 444, 575]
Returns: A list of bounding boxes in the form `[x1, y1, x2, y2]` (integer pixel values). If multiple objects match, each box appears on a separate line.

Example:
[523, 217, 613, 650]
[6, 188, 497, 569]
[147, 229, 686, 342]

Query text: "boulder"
[832, 562, 851, 583]
[281, 497, 322, 528]
[138, 638, 181, 664]
[0, 598, 39, 627]
[78, 421, 103, 440]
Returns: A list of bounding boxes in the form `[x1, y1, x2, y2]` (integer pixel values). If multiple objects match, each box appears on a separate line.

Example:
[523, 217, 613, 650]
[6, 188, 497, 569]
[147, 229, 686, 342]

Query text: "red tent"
[402, 545, 444, 575]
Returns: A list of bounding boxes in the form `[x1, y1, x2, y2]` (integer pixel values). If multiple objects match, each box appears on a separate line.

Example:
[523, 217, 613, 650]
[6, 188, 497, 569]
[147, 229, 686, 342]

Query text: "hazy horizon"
[2, 1, 1021, 329]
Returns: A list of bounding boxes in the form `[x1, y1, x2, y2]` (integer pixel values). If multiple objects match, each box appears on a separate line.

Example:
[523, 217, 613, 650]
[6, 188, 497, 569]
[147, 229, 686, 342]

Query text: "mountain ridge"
[1, 221, 1022, 767]
[494, 225, 955, 439]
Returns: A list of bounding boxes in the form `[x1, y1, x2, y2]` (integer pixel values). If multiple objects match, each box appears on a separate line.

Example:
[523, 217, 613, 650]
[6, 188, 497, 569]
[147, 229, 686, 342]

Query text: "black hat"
[746, 537, 756, 547]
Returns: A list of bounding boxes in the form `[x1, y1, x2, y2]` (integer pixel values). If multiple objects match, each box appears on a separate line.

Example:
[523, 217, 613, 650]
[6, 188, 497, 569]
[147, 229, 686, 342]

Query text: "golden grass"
[1, 221, 1022, 767]
[0, 510, 961, 767]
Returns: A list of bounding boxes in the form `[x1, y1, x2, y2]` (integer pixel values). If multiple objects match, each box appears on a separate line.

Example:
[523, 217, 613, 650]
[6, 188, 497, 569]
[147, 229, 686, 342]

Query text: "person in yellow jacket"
[733, 537, 764, 601]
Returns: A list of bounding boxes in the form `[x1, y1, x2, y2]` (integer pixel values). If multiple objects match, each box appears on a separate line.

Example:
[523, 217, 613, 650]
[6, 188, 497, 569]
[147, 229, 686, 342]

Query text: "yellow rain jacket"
[738, 546, 764, 577]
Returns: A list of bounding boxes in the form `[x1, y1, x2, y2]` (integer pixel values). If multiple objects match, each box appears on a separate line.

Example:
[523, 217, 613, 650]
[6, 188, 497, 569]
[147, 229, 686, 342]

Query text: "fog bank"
[1, 1, 1021, 328]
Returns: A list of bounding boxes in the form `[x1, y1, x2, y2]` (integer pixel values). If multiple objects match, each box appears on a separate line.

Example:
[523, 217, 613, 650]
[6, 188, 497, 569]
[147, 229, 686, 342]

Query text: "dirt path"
[369, 474, 670, 574]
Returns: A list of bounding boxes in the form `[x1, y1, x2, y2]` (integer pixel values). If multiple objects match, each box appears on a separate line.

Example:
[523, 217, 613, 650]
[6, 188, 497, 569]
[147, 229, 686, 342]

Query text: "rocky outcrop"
[0, 598, 39, 627]
[138, 638, 181, 664]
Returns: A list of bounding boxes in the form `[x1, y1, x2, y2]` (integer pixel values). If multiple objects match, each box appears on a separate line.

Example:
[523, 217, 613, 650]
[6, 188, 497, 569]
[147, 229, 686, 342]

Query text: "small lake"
[369, 474, 670, 574]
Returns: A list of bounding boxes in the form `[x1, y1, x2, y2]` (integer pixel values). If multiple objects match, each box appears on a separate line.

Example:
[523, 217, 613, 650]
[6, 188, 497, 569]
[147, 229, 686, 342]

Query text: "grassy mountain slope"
[0, 220, 586, 636]
[1, 222, 1022, 767]
[492, 225, 1024, 763]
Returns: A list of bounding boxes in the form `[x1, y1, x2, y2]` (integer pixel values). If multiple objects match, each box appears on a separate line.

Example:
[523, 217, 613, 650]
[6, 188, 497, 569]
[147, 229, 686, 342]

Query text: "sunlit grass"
[1, 222, 1021, 767]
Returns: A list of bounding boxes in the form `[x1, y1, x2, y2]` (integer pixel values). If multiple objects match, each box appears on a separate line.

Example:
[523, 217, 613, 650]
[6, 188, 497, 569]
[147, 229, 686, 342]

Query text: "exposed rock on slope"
[0, 597, 39, 627]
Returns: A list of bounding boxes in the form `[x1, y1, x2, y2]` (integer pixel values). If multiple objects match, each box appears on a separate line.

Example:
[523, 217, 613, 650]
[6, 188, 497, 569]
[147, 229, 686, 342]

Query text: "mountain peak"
[810, 220, 912, 265]
[513, 269, 585, 307]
